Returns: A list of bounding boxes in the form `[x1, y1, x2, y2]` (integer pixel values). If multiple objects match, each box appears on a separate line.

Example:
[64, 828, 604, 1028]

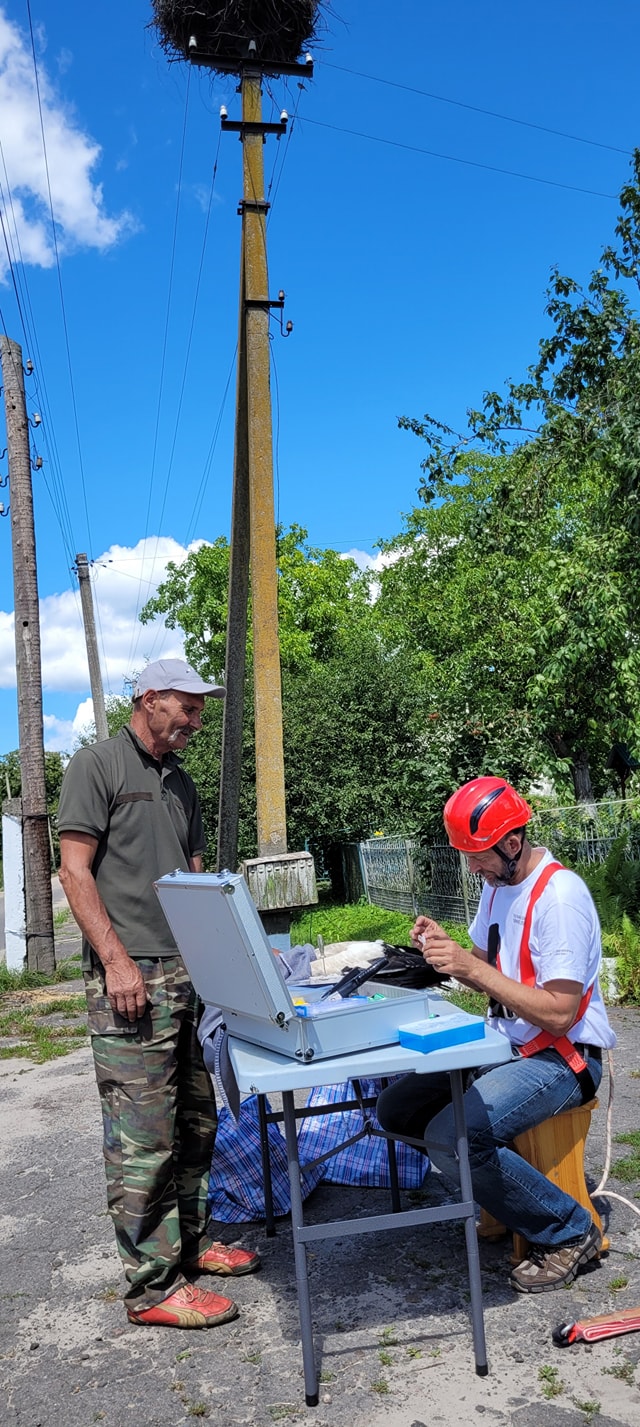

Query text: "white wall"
[2, 808, 26, 969]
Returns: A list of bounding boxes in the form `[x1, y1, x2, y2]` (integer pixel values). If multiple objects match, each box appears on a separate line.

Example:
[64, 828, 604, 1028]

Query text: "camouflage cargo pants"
[85, 953, 217, 1310]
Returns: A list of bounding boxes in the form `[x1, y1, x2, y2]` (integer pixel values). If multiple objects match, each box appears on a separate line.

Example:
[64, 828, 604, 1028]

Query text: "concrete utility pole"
[186, 40, 318, 944]
[240, 69, 287, 860]
[75, 552, 109, 743]
[0, 334, 55, 973]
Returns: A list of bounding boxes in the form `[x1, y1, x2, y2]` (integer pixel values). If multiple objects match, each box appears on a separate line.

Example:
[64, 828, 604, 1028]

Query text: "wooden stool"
[477, 1099, 608, 1264]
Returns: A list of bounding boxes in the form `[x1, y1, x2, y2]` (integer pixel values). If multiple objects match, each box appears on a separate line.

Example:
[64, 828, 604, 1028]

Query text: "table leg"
[257, 1093, 276, 1237]
[379, 1077, 402, 1211]
[449, 1068, 488, 1377]
[282, 1090, 319, 1407]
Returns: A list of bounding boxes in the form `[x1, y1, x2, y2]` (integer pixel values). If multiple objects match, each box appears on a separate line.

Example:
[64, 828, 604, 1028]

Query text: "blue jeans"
[376, 1047, 602, 1248]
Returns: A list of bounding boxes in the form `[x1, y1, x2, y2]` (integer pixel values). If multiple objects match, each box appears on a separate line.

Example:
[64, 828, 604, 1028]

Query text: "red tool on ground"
[553, 1308, 640, 1345]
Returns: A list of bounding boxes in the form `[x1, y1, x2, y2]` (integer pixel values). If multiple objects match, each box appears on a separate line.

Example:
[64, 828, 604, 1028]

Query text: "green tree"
[394, 154, 640, 803]
[76, 694, 132, 747]
[1, 749, 66, 867]
[139, 526, 427, 861]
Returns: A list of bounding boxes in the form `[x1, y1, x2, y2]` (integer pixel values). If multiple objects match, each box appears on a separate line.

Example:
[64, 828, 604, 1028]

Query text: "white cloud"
[0, 9, 131, 277]
[342, 546, 405, 573]
[43, 696, 93, 753]
[0, 535, 204, 705]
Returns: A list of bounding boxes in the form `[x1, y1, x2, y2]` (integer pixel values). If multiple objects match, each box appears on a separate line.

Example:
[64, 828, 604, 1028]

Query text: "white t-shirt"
[468, 848, 616, 1050]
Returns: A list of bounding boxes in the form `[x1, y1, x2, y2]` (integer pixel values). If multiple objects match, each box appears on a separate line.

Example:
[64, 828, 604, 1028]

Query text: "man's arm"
[410, 915, 582, 1036]
[59, 832, 147, 1023]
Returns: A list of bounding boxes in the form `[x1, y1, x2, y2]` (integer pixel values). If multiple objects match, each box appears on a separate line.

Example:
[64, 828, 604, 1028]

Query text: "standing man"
[58, 659, 259, 1328]
[377, 775, 616, 1294]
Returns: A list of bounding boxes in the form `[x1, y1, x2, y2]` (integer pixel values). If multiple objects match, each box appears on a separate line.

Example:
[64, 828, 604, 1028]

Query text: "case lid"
[154, 870, 294, 1025]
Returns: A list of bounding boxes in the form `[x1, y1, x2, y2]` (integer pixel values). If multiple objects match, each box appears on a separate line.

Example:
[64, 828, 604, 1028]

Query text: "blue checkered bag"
[208, 1094, 326, 1223]
[297, 1078, 429, 1189]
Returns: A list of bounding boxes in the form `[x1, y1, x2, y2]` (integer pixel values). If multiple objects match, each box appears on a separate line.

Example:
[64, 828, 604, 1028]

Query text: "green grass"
[291, 900, 415, 947]
[291, 898, 473, 952]
[0, 994, 86, 1031]
[0, 961, 82, 994]
[611, 1130, 640, 1183]
[0, 992, 88, 1062]
[603, 1358, 635, 1382]
[538, 1365, 564, 1399]
[291, 901, 486, 1015]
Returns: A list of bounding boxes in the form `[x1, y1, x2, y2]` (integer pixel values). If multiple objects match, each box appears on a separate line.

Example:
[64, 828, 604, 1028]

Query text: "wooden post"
[75, 552, 109, 743]
[1, 335, 54, 972]
[217, 241, 250, 873]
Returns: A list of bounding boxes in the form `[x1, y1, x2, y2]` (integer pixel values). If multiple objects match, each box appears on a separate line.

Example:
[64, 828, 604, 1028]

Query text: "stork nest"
[151, 0, 324, 71]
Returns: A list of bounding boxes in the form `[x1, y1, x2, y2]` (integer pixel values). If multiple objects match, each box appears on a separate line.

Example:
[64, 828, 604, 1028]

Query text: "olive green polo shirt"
[58, 725, 205, 963]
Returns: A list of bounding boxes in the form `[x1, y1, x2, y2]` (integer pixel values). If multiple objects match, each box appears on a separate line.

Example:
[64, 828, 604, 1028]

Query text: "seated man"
[377, 776, 616, 1294]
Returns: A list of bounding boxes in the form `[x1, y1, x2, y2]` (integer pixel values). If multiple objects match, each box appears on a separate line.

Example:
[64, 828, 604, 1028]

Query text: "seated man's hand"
[420, 923, 471, 981]
[410, 915, 443, 949]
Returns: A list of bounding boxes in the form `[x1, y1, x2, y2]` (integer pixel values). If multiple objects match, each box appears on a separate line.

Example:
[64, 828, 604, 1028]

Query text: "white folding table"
[228, 1006, 511, 1407]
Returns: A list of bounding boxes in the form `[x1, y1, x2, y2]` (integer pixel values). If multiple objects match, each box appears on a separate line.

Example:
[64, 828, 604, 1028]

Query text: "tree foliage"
[65, 159, 640, 859]
[140, 526, 429, 861]
[394, 152, 640, 803]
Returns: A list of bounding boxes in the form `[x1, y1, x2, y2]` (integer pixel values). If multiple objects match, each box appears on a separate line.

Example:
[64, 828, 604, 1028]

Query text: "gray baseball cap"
[132, 658, 225, 699]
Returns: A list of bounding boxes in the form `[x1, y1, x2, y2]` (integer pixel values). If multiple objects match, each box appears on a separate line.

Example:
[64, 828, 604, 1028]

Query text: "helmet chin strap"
[493, 835, 524, 883]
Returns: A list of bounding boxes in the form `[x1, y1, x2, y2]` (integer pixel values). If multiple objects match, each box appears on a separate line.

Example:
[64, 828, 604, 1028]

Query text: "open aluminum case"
[154, 869, 433, 1062]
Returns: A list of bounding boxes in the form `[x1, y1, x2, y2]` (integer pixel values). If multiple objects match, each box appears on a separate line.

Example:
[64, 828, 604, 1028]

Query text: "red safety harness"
[487, 860, 596, 1102]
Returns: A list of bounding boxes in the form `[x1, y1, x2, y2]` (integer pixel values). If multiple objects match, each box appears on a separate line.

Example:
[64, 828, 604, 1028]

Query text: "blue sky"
[0, 0, 638, 756]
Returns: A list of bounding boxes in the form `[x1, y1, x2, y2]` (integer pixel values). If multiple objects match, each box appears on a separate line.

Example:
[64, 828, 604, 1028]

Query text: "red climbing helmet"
[443, 776, 532, 853]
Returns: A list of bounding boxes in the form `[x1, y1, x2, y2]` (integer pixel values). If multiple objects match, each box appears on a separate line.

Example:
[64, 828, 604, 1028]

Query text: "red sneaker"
[127, 1283, 238, 1328]
[187, 1241, 261, 1277]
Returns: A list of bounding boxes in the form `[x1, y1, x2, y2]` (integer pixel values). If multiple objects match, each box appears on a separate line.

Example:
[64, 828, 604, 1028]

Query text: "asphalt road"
[1, 1007, 639, 1427]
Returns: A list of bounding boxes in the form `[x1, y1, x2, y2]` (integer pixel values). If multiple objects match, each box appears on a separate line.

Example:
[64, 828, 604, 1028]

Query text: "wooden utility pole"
[75, 552, 109, 743]
[217, 244, 251, 873]
[1, 335, 55, 973]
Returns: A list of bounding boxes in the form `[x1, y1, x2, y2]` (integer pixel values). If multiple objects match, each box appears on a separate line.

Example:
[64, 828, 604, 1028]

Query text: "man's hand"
[411, 915, 471, 980]
[105, 956, 148, 1023]
[60, 831, 149, 1024]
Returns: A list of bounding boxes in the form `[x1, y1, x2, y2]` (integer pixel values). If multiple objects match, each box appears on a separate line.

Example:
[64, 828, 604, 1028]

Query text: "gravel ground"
[1, 1007, 639, 1427]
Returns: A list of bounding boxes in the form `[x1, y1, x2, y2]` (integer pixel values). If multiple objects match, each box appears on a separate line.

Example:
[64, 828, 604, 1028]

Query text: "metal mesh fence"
[342, 800, 640, 927]
[529, 799, 640, 866]
[413, 844, 483, 924]
[359, 837, 419, 916]
[355, 837, 482, 925]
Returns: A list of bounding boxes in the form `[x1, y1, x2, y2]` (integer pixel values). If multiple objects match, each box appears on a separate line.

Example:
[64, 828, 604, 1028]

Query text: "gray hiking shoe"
[510, 1221, 601, 1294]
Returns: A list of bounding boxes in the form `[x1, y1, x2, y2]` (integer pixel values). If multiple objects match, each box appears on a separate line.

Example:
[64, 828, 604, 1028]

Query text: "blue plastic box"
[398, 1013, 485, 1054]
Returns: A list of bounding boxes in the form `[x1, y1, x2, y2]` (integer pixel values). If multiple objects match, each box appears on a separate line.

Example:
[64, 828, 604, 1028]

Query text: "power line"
[322, 61, 632, 158]
[0, 152, 78, 568]
[127, 69, 192, 673]
[301, 116, 618, 200]
[25, 0, 94, 553]
[25, 2, 107, 684]
[184, 347, 236, 546]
